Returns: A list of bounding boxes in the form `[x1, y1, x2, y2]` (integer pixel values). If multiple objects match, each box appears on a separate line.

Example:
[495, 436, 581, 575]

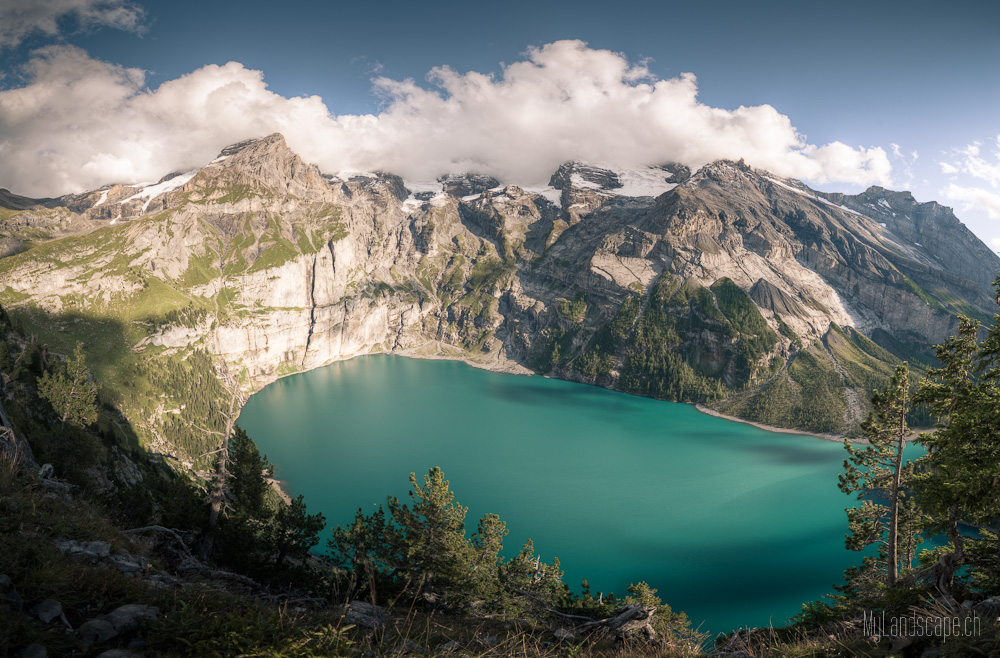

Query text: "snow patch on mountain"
[521, 185, 562, 207]
[766, 176, 866, 217]
[122, 171, 198, 213]
[614, 167, 678, 197]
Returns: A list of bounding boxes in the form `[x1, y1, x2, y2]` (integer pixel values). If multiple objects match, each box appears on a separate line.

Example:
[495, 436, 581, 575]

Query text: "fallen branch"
[123, 525, 195, 560]
[544, 608, 604, 623]
[124, 525, 265, 591]
[573, 603, 658, 641]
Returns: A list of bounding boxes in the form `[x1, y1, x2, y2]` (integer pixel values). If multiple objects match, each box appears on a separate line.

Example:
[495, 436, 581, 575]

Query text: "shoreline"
[247, 348, 933, 450]
[247, 348, 875, 446]
[694, 404, 931, 445]
[693, 404, 850, 443]
[266, 477, 292, 505]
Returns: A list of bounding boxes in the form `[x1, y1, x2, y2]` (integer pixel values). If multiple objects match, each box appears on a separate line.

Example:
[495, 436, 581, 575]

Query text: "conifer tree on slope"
[36, 342, 98, 427]
[839, 363, 920, 589]
[916, 308, 1000, 592]
[388, 466, 475, 598]
[970, 288, 1000, 585]
[329, 467, 565, 613]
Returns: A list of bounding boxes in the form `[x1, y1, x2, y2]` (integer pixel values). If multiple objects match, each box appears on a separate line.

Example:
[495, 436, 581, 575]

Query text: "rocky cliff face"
[1, 133, 998, 455]
[822, 186, 999, 294]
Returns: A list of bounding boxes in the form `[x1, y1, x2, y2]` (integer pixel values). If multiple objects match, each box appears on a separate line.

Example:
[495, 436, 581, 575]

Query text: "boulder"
[109, 554, 149, 575]
[103, 603, 160, 633]
[33, 599, 62, 623]
[79, 619, 118, 645]
[79, 603, 160, 645]
[15, 645, 47, 658]
[973, 596, 1000, 620]
[340, 600, 389, 628]
[110, 447, 143, 487]
[1, 574, 23, 612]
[147, 574, 179, 589]
[57, 540, 111, 562]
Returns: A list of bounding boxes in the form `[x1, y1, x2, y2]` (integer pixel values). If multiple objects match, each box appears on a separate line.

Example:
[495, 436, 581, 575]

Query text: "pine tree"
[388, 467, 475, 597]
[36, 342, 98, 426]
[468, 512, 507, 603]
[498, 537, 563, 611]
[913, 318, 980, 591]
[227, 425, 273, 520]
[971, 287, 1000, 583]
[270, 494, 325, 568]
[839, 363, 920, 589]
[329, 504, 404, 598]
[470, 512, 506, 579]
[331, 467, 565, 614]
[915, 306, 1000, 592]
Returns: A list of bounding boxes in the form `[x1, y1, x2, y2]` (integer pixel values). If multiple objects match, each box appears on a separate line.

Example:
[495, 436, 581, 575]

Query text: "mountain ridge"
[1, 132, 997, 463]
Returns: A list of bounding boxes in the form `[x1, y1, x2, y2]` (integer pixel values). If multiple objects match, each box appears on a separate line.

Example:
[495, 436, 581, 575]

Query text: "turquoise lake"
[239, 354, 875, 634]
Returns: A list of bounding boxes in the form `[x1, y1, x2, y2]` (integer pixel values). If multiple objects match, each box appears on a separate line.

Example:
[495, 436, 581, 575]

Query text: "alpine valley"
[1, 132, 998, 467]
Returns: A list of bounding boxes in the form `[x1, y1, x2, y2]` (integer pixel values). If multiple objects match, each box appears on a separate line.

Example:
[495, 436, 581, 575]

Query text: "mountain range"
[2, 133, 997, 463]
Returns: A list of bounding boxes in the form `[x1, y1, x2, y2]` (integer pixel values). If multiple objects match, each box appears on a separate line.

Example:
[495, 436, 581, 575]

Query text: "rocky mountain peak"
[347, 172, 409, 202]
[191, 132, 329, 201]
[656, 163, 691, 185]
[549, 162, 623, 192]
[213, 132, 300, 176]
[855, 186, 917, 209]
[820, 184, 1000, 291]
[439, 173, 501, 198]
[218, 132, 290, 158]
[688, 159, 757, 187]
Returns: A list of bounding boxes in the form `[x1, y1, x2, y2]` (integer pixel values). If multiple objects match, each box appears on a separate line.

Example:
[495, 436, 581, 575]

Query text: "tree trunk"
[199, 387, 239, 560]
[935, 504, 965, 594]
[949, 505, 965, 560]
[887, 403, 907, 588]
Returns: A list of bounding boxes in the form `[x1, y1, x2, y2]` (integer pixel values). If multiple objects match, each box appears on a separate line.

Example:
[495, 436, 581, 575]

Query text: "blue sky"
[2, 0, 999, 248]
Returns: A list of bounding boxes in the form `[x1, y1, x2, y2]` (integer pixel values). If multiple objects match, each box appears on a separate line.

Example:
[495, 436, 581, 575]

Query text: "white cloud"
[961, 148, 1000, 188]
[0, 41, 894, 197]
[0, 0, 144, 49]
[939, 136, 1000, 195]
[943, 184, 1000, 220]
